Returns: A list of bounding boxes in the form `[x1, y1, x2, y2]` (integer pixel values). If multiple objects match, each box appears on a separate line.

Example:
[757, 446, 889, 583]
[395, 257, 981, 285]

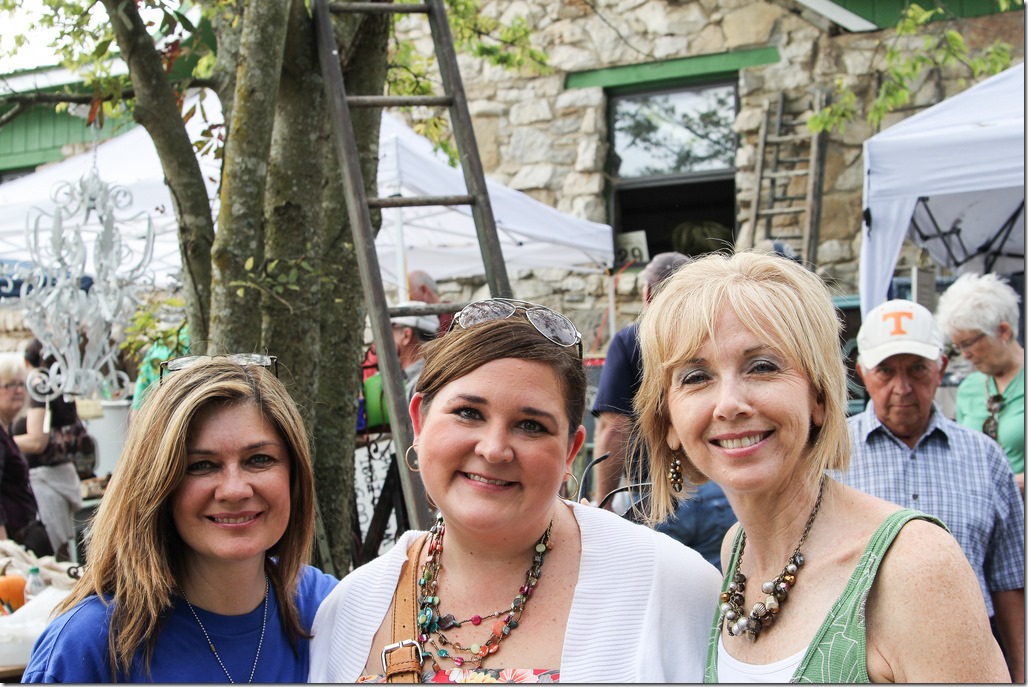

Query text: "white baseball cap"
[390, 301, 439, 336]
[857, 299, 944, 369]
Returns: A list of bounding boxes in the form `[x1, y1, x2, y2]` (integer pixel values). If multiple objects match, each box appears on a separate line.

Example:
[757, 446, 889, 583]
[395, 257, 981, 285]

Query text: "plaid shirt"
[839, 401, 1025, 617]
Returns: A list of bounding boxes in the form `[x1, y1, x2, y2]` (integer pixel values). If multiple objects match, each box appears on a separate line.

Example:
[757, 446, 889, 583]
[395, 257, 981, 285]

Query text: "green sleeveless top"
[705, 509, 946, 683]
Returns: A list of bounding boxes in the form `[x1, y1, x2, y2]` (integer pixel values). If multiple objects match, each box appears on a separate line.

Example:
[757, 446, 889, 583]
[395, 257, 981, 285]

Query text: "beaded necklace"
[417, 514, 554, 669]
[720, 477, 825, 642]
[183, 574, 269, 683]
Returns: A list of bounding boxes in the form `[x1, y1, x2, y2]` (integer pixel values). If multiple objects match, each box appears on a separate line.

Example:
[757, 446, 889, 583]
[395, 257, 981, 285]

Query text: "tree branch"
[0, 77, 219, 128]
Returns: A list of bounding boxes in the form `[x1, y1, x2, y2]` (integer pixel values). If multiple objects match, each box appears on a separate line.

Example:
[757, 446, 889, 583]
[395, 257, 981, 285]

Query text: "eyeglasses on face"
[159, 353, 278, 383]
[953, 332, 988, 353]
[0, 381, 26, 391]
[449, 298, 583, 358]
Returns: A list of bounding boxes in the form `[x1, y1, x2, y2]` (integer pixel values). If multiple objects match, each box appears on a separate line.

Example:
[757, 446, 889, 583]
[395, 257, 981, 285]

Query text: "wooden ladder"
[747, 91, 827, 265]
[312, 0, 512, 543]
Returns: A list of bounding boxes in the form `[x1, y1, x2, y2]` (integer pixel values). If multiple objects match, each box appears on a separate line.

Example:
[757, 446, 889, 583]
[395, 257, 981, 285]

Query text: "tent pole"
[607, 271, 616, 343]
[394, 135, 409, 301]
[395, 205, 408, 301]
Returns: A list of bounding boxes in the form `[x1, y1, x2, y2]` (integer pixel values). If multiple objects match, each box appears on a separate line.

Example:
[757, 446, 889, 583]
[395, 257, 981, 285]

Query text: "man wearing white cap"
[842, 298, 1024, 681]
[390, 301, 439, 403]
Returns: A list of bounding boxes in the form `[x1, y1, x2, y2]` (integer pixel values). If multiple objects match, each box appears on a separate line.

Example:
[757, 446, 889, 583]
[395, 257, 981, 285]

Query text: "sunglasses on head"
[449, 298, 583, 358]
[159, 353, 279, 383]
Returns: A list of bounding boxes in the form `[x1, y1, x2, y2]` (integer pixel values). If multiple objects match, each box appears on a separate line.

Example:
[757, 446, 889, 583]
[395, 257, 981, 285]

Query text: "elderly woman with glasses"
[23, 356, 337, 683]
[310, 299, 721, 683]
[936, 272, 1025, 493]
[0, 352, 52, 557]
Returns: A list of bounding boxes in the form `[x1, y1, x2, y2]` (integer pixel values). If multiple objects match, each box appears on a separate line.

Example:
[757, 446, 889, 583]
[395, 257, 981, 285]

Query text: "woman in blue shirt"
[23, 355, 337, 682]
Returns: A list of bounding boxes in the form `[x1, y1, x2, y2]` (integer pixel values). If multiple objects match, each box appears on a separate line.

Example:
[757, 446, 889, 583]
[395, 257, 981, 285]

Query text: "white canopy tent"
[376, 114, 613, 288]
[859, 62, 1025, 316]
[0, 105, 613, 290]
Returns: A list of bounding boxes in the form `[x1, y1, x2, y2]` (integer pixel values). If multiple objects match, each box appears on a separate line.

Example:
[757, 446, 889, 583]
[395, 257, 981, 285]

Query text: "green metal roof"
[830, 0, 1012, 27]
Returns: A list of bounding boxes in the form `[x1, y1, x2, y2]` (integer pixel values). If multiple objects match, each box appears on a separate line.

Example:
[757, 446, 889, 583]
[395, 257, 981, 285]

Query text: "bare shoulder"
[864, 509, 1009, 682]
[719, 521, 742, 572]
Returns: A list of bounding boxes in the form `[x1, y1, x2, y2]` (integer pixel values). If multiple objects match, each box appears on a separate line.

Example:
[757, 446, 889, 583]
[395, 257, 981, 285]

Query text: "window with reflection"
[607, 79, 739, 265]
[611, 82, 736, 180]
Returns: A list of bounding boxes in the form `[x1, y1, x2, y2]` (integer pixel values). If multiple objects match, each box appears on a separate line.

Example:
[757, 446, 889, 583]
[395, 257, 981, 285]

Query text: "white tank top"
[716, 634, 807, 683]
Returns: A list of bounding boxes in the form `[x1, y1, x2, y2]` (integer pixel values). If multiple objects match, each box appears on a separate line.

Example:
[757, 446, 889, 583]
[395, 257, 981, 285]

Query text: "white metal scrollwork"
[19, 152, 155, 403]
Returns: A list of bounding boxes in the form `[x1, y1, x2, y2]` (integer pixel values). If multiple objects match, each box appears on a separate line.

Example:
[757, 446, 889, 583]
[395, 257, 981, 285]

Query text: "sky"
[0, 6, 63, 74]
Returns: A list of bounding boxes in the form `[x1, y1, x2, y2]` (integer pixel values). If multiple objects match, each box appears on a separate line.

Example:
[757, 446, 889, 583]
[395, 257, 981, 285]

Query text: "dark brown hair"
[417, 315, 586, 436]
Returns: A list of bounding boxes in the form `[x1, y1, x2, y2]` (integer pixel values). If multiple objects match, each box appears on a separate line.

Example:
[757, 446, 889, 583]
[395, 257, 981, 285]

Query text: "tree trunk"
[101, 0, 215, 346]
[209, 0, 292, 353]
[263, 0, 324, 427]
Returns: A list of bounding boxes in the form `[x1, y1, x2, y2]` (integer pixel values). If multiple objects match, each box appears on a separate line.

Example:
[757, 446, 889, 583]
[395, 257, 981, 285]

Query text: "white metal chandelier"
[17, 141, 156, 403]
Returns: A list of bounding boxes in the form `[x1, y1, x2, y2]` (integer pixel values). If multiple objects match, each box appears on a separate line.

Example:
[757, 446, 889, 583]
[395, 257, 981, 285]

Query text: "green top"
[955, 369, 1024, 475]
[705, 509, 946, 683]
[131, 328, 190, 410]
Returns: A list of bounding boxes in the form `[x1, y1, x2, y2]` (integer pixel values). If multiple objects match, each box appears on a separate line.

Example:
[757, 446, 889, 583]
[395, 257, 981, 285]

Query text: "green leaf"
[244, 256, 255, 271]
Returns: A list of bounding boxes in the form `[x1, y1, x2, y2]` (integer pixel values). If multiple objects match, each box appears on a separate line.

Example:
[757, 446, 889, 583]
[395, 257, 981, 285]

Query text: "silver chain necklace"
[183, 574, 269, 683]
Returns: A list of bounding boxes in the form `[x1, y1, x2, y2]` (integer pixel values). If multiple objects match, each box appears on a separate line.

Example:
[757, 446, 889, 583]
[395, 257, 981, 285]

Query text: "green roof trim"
[831, 0, 1014, 28]
[565, 47, 780, 90]
[0, 148, 65, 170]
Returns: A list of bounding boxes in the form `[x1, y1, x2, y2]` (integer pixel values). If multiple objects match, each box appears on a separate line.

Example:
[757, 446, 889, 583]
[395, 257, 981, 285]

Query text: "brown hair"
[634, 251, 849, 524]
[56, 358, 316, 680]
[417, 314, 586, 437]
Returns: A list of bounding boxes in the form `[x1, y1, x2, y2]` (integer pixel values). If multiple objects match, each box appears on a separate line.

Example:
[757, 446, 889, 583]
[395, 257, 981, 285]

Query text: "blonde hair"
[634, 251, 849, 524]
[57, 358, 316, 680]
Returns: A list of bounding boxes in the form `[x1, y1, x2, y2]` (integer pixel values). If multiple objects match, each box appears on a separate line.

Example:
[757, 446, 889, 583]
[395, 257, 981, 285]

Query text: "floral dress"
[358, 667, 559, 683]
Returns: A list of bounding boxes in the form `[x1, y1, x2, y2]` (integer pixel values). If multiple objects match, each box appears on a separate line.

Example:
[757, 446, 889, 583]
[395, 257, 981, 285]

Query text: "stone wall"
[393, 4, 1024, 353]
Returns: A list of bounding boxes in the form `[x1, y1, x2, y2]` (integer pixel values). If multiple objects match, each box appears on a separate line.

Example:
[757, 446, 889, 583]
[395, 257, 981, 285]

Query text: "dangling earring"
[404, 445, 420, 473]
[562, 471, 581, 500]
[668, 455, 684, 493]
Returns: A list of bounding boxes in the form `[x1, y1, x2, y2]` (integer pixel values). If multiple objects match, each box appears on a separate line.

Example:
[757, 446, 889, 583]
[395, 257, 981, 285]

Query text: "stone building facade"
[392, 2, 1024, 356]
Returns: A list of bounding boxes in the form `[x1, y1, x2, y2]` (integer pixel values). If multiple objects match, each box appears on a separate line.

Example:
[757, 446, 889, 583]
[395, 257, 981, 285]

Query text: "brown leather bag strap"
[383, 533, 429, 683]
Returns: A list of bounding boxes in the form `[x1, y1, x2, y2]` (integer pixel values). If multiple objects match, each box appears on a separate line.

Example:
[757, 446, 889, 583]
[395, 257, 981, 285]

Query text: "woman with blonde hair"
[634, 251, 1008, 682]
[311, 299, 720, 683]
[23, 355, 337, 682]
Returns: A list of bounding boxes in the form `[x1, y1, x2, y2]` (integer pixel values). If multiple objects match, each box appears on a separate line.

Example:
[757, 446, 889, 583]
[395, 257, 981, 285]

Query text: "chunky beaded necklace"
[183, 574, 269, 683]
[720, 478, 825, 642]
[417, 514, 553, 669]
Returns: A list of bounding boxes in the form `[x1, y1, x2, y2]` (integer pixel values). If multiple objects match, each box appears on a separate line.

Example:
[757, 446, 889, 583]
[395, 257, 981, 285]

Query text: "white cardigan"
[309, 500, 722, 683]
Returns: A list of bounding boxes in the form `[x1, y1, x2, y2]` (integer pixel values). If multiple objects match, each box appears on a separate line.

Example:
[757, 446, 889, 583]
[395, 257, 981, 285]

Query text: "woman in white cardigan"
[310, 299, 721, 683]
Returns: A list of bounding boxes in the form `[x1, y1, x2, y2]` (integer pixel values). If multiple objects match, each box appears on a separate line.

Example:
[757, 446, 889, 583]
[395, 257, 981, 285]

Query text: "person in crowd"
[935, 272, 1024, 493]
[408, 269, 453, 335]
[390, 301, 439, 403]
[591, 251, 735, 569]
[23, 355, 338, 682]
[129, 325, 190, 423]
[841, 298, 1024, 682]
[12, 338, 83, 561]
[635, 252, 1008, 682]
[363, 271, 450, 383]
[0, 353, 52, 558]
[310, 298, 721, 683]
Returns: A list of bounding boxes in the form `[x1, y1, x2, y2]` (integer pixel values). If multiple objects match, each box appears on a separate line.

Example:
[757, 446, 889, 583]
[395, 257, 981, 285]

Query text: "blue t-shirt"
[22, 565, 338, 683]
[592, 323, 643, 419]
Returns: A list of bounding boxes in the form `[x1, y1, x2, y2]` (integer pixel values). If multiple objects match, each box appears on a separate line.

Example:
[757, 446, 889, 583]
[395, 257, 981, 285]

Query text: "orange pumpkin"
[0, 560, 26, 612]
